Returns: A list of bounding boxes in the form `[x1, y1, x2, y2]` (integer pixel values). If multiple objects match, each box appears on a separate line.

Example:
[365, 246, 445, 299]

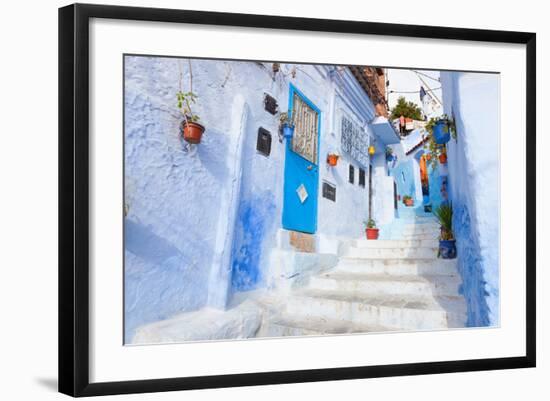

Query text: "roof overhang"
[370, 116, 401, 145]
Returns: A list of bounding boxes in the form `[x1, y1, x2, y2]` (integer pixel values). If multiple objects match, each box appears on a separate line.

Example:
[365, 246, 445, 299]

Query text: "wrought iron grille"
[291, 93, 319, 164]
[341, 115, 369, 167]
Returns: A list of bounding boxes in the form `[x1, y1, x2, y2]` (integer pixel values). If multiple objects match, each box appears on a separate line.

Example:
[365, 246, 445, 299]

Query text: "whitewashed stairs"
[262, 217, 467, 336]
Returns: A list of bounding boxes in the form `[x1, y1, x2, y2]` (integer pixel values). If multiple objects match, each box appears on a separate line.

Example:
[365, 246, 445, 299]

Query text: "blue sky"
[385, 68, 442, 111]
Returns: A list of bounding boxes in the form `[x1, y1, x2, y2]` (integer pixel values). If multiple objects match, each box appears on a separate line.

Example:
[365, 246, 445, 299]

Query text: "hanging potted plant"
[177, 91, 204, 144]
[403, 195, 414, 207]
[279, 112, 295, 139]
[434, 203, 456, 259]
[326, 151, 340, 167]
[426, 115, 456, 145]
[364, 219, 379, 240]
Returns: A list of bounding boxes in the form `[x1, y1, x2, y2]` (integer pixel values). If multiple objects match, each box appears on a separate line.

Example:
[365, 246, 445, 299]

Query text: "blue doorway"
[282, 84, 321, 234]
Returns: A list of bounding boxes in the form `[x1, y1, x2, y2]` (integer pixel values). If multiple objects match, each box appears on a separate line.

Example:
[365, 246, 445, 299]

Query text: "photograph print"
[123, 55, 499, 345]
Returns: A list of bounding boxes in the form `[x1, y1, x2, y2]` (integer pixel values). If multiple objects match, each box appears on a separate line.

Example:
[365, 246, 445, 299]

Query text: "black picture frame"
[59, 3, 536, 397]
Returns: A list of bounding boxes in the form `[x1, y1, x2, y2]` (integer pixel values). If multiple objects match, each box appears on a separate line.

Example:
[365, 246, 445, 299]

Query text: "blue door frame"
[282, 84, 321, 234]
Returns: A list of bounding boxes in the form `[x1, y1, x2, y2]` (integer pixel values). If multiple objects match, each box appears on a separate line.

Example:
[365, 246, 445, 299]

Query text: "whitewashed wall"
[124, 56, 382, 340]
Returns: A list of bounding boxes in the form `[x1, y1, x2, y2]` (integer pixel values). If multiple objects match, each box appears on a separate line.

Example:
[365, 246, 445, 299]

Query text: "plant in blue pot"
[434, 203, 457, 259]
[426, 115, 456, 145]
[385, 146, 396, 162]
[279, 112, 295, 140]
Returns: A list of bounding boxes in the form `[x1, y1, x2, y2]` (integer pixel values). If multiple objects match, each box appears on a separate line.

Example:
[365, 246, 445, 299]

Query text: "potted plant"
[279, 112, 295, 139]
[439, 151, 448, 164]
[326, 151, 340, 167]
[385, 146, 396, 162]
[364, 219, 379, 240]
[403, 195, 414, 207]
[425, 115, 456, 145]
[434, 203, 456, 259]
[177, 91, 205, 144]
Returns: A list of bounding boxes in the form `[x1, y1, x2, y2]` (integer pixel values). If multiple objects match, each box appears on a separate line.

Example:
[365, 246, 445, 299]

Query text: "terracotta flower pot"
[439, 153, 448, 164]
[404, 198, 414, 207]
[182, 120, 205, 144]
[327, 154, 339, 167]
[366, 228, 379, 240]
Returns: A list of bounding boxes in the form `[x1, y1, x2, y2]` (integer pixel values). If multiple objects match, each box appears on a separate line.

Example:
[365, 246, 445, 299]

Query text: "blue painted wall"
[441, 71, 500, 327]
[390, 159, 417, 206]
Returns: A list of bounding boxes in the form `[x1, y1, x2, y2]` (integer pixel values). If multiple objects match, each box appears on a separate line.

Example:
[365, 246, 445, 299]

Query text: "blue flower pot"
[386, 154, 396, 162]
[433, 120, 451, 144]
[282, 124, 294, 139]
[439, 239, 457, 259]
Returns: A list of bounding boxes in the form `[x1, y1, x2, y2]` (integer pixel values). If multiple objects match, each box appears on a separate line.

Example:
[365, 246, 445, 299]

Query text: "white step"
[402, 225, 440, 236]
[335, 258, 458, 276]
[401, 233, 439, 240]
[261, 314, 394, 337]
[344, 246, 438, 259]
[352, 239, 439, 249]
[309, 272, 461, 297]
[286, 290, 467, 330]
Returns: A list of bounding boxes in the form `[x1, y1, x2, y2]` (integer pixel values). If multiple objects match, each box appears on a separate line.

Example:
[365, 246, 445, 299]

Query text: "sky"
[385, 68, 442, 112]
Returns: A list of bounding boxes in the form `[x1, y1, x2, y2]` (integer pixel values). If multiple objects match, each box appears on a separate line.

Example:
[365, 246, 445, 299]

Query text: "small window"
[349, 164, 355, 184]
[322, 182, 336, 202]
[256, 127, 272, 157]
[359, 168, 366, 187]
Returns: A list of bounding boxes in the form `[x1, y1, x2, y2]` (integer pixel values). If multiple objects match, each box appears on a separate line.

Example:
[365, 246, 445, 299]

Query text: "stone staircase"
[260, 216, 467, 337]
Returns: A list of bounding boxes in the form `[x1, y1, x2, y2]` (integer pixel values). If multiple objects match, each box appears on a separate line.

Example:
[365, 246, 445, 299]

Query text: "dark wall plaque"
[264, 94, 278, 115]
[322, 182, 336, 202]
[256, 127, 272, 156]
[349, 164, 355, 184]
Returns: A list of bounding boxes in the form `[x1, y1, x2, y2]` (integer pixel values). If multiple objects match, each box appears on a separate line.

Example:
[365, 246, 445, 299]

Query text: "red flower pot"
[404, 198, 414, 207]
[182, 121, 205, 144]
[439, 153, 447, 164]
[327, 154, 339, 167]
[366, 228, 379, 240]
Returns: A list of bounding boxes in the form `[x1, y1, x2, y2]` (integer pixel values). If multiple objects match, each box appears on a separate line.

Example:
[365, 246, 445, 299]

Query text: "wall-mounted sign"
[264, 93, 278, 115]
[322, 181, 336, 202]
[256, 127, 272, 156]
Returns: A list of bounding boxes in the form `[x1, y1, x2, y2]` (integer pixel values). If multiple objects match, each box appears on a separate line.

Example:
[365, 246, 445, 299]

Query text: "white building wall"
[124, 56, 386, 340]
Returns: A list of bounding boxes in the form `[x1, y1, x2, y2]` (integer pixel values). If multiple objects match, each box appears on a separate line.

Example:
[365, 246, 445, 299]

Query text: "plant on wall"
[425, 114, 456, 143]
[177, 60, 205, 144]
[279, 111, 295, 139]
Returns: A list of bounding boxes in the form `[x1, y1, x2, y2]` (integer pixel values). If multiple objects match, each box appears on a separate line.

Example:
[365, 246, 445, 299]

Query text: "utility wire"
[412, 70, 440, 83]
[389, 87, 441, 94]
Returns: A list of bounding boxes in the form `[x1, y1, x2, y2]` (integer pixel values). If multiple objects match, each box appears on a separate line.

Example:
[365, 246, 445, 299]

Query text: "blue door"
[282, 84, 321, 234]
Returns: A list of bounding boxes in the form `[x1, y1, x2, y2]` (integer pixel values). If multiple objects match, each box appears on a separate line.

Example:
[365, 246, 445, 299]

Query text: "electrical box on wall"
[256, 127, 272, 156]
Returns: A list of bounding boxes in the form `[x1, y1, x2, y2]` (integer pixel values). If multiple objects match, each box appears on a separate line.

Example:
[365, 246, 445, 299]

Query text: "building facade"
[123, 57, 400, 342]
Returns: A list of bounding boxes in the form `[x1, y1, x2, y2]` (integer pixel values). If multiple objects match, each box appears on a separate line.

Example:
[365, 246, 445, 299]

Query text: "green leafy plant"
[434, 203, 454, 240]
[390, 96, 423, 120]
[176, 91, 200, 124]
[385, 146, 393, 157]
[425, 114, 456, 139]
[402, 195, 412, 202]
[364, 218, 377, 229]
[424, 135, 445, 170]
[279, 111, 295, 128]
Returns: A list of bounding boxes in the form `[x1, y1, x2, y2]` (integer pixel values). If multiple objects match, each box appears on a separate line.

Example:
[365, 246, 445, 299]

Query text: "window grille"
[341, 115, 369, 167]
[291, 93, 319, 164]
